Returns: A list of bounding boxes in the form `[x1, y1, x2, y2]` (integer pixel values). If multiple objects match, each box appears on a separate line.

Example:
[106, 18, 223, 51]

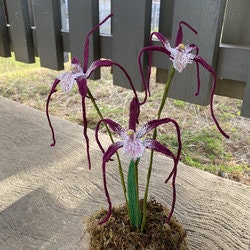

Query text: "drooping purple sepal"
[46, 78, 61, 147]
[99, 142, 123, 225]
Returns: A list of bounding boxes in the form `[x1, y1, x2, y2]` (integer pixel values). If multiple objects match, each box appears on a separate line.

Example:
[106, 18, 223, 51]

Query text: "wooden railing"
[0, 0, 249, 117]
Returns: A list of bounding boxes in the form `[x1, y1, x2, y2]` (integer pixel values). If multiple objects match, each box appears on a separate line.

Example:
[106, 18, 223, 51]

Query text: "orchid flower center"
[123, 129, 145, 160]
[127, 129, 135, 139]
[177, 43, 185, 51]
[171, 43, 195, 72]
[70, 63, 86, 80]
[71, 63, 83, 74]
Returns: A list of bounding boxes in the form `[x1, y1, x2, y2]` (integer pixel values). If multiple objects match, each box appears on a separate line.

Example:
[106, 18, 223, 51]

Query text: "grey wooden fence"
[0, 0, 249, 117]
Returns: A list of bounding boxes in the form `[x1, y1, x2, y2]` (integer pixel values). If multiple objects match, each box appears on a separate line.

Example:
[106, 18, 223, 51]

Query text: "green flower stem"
[127, 159, 141, 231]
[135, 159, 141, 231]
[141, 66, 175, 232]
[87, 89, 128, 207]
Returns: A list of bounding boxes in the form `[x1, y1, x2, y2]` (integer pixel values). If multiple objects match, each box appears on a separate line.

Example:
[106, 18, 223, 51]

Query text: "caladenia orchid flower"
[138, 21, 229, 139]
[46, 57, 137, 170]
[95, 97, 182, 232]
[46, 14, 112, 170]
[46, 14, 138, 170]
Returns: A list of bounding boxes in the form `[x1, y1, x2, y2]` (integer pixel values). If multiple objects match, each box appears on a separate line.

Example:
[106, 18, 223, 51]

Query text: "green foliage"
[127, 159, 142, 229]
[158, 127, 246, 174]
[173, 99, 185, 108]
[0, 53, 40, 74]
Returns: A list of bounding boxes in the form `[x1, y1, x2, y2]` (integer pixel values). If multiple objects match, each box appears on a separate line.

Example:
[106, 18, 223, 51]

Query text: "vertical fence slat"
[219, 0, 250, 117]
[156, 0, 174, 83]
[0, 0, 11, 57]
[32, 0, 64, 70]
[111, 0, 152, 91]
[166, 0, 226, 106]
[158, 0, 174, 41]
[5, 0, 34, 63]
[221, 0, 250, 46]
[68, 0, 100, 79]
[241, 75, 250, 117]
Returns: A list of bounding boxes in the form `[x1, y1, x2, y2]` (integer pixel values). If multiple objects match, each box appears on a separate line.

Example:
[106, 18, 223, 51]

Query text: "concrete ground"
[0, 96, 249, 249]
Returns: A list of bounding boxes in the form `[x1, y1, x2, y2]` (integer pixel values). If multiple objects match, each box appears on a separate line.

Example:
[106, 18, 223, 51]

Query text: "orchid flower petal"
[136, 117, 180, 139]
[99, 141, 124, 225]
[175, 20, 198, 47]
[138, 45, 171, 104]
[166, 159, 178, 224]
[85, 59, 138, 101]
[143, 138, 178, 223]
[83, 14, 113, 72]
[138, 117, 182, 185]
[85, 60, 113, 78]
[76, 78, 88, 97]
[46, 78, 61, 147]
[151, 31, 169, 47]
[56, 57, 85, 92]
[171, 48, 195, 72]
[123, 132, 146, 160]
[188, 45, 200, 96]
[95, 118, 125, 154]
[74, 78, 92, 169]
[128, 97, 140, 131]
[144, 139, 176, 160]
[57, 72, 76, 92]
[194, 56, 230, 139]
[183, 44, 201, 96]
[71, 57, 84, 73]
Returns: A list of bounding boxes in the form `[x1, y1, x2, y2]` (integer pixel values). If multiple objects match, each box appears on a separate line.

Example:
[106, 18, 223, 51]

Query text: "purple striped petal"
[144, 139, 176, 161]
[194, 56, 230, 139]
[85, 60, 113, 78]
[128, 97, 140, 131]
[136, 118, 180, 139]
[99, 141, 123, 225]
[95, 118, 125, 154]
[57, 72, 76, 92]
[85, 60, 138, 101]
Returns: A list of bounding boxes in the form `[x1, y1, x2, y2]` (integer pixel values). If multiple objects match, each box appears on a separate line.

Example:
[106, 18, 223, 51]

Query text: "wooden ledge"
[0, 96, 249, 249]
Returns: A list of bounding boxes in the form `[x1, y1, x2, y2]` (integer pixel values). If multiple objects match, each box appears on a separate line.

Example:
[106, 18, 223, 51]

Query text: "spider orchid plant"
[95, 97, 181, 231]
[46, 14, 229, 236]
[138, 21, 229, 139]
[46, 14, 138, 169]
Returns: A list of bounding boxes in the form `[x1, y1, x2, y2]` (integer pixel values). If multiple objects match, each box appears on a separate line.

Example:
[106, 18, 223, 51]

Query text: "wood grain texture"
[0, 96, 249, 249]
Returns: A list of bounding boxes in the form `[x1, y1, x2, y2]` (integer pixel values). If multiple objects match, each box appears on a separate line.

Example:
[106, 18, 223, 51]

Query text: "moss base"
[86, 199, 188, 249]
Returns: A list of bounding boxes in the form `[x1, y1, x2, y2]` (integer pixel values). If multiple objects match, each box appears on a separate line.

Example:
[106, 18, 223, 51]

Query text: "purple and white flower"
[46, 14, 138, 169]
[95, 97, 182, 224]
[138, 21, 229, 139]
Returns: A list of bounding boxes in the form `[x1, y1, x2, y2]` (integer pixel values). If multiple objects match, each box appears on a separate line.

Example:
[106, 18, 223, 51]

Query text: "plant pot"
[86, 198, 188, 249]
